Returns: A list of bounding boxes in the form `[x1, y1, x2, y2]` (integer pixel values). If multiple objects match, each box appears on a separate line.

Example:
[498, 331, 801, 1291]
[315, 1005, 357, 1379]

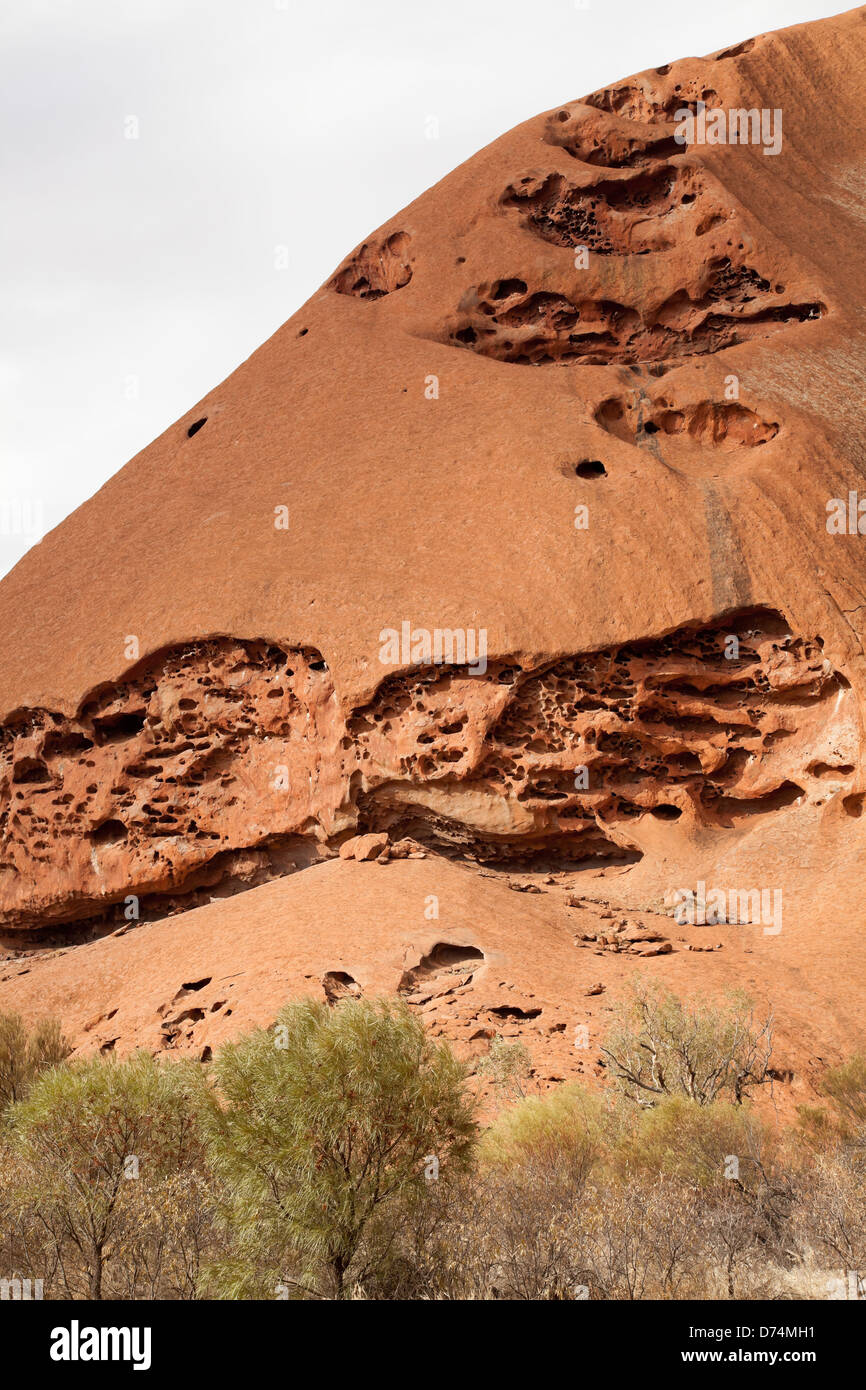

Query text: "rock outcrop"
[2, 9, 866, 1092]
[0, 608, 856, 937]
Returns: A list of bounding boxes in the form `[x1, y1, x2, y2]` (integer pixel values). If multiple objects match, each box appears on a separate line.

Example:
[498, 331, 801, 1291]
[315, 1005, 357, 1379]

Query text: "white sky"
[0, 0, 851, 578]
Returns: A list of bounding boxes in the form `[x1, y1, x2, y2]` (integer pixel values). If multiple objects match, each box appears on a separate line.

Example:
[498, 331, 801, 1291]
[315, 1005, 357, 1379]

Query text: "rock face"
[1, 10, 866, 1086]
[1, 608, 855, 936]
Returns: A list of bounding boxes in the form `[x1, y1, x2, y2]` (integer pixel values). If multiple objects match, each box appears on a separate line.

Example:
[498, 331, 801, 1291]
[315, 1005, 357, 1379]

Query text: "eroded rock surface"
[1, 10, 866, 1086]
[448, 262, 824, 367]
[330, 231, 413, 299]
[1, 608, 856, 938]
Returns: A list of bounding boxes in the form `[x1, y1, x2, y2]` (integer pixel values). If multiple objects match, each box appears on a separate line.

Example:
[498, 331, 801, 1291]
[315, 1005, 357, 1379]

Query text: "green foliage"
[201, 996, 477, 1298]
[620, 1095, 771, 1188]
[0, 1011, 72, 1116]
[816, 1052, 866, 1137]
[798, 1053, 866, 1153]
[5, 1051, 208, 1298]
[1, 982, 863, 1301]
[601, 979, 774, 1106]
[481, 1081, 609, 1176]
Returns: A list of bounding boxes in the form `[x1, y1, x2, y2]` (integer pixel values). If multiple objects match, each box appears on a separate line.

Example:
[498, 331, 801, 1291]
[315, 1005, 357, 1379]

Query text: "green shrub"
[5, 1051, 209, 1298]
[481, 1081, 609, 1177]
[815, 1052, 866, 1138]
[621, 1095, 772, 1188]
[202, 995, 477, 1299]
[798, 1053, 866, 1153]
[0, 1012, 72, 1116]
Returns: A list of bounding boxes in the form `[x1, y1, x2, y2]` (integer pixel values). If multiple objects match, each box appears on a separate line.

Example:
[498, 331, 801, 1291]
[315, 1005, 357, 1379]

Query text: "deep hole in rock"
[491, 278, 528, 299]
[575, 459, 607, 478]
[187, 418, 207, 438]
[92, 712, 146, 743]
[168, 1007, 205, 1025]
[427, 943, 484, 968]
[91, 819, 127, 846]
[12, 758, 51, 784]
[43, 731, 94, 756]
[809, 761, 855, 779]
[323, 970, 361, 1004]
[330, 232, 413, 299]
[398, 943, 485, 993]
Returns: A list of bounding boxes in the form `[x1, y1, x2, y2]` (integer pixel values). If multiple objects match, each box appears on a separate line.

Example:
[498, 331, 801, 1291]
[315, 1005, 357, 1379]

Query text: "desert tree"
[5, 1051, 208, 1299]
[601, 980, 774, 1107]
[201, 995, 477, 1299]
[473, 1084, 607, 1299]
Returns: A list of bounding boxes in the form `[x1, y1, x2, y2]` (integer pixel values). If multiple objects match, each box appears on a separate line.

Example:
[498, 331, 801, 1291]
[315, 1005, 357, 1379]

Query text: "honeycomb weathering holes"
[0, 609, 855, 938]
[502, 165, 727, 257]
[447, 265, 824, 366]
[574, 36, 759, 130]
[583, 82, 719, 123]
[544, 112, 685, 170]
[330, 231, 413, 300]
[595, 396, 780, 453]
[447, 96, 826, 365]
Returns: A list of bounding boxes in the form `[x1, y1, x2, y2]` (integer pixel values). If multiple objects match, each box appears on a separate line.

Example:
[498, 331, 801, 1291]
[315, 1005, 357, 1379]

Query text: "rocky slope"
[2, 8, 866, 1098]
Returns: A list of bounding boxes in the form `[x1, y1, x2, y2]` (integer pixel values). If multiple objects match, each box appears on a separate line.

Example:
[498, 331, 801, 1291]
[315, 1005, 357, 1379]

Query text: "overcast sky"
[0, 0, 849, 578]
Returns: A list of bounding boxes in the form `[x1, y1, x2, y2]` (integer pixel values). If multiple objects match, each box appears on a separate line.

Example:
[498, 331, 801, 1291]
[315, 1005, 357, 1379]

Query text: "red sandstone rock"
[1, 11, 866, 1099]
[621, 925, 665, 942]
[339, 833, 389, 862]
[0, 854, 857, 1119]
